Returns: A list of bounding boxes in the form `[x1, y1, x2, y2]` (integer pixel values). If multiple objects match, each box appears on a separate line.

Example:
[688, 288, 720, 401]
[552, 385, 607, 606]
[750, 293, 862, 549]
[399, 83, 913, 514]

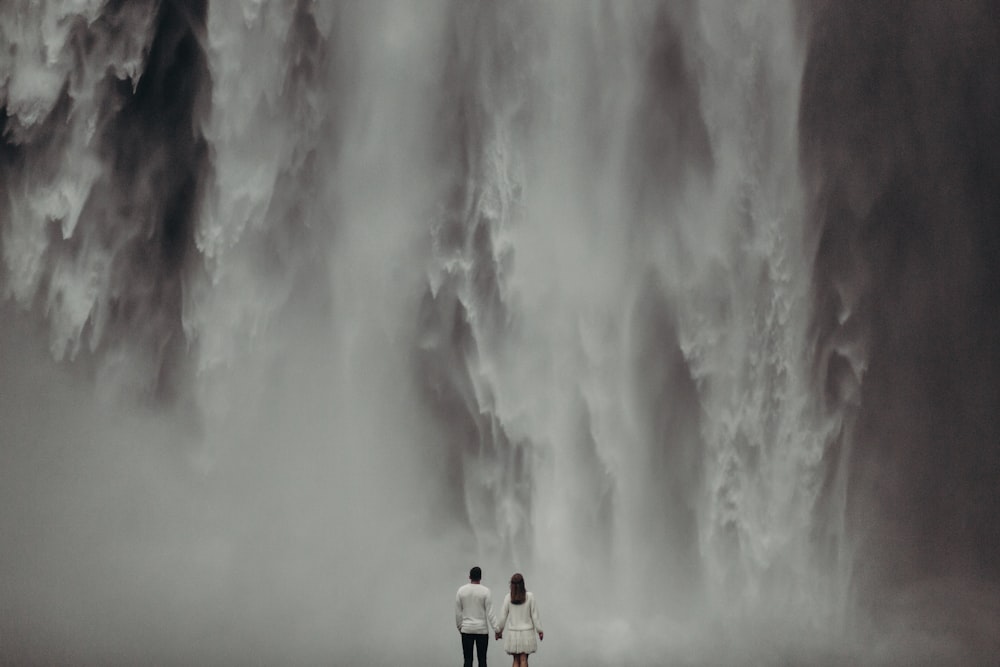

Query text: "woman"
[494, 573, 544, 667]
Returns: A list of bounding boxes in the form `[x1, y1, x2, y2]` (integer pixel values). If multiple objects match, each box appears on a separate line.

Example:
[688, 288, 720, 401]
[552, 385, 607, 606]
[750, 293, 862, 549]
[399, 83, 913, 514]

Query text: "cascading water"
[2, 1, 999, 665]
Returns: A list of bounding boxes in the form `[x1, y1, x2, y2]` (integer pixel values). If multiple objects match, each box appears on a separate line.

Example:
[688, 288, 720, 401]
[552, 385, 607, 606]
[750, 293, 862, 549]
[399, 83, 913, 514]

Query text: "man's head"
[469, 566, 482, 582]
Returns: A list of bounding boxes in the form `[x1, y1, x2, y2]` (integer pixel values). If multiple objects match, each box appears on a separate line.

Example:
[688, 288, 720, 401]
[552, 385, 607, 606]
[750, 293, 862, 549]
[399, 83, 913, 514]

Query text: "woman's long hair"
[509, 573, 527, 605]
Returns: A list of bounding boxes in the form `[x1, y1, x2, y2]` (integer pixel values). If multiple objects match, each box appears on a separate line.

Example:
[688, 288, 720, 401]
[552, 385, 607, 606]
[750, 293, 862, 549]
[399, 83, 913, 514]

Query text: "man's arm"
[455, 591, 463, 631]
[486, 592, 499, 634]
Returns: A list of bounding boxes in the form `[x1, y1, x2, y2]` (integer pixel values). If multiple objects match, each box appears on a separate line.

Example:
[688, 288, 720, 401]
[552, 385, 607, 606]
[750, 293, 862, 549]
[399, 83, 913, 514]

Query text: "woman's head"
[509, 572, 526, 605]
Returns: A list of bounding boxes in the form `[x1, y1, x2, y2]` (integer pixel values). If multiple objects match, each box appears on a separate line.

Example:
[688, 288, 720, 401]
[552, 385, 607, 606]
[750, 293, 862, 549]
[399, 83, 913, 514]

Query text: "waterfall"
[421, 0, 849, 643]
[2, 1, 999, 664]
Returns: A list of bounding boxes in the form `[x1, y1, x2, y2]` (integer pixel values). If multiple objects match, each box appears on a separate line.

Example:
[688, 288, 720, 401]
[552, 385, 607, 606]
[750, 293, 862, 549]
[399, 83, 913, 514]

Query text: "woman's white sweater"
[496, 592, 542, 633]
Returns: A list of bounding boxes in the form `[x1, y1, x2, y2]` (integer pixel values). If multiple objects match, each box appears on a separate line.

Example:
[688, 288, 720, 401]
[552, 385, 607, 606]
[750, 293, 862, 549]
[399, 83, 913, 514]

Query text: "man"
[455, 566, 498, 667]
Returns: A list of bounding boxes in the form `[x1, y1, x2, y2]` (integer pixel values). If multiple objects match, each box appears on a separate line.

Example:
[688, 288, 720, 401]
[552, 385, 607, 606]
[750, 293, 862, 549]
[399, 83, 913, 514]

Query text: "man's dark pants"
[461, 632, 488, 667]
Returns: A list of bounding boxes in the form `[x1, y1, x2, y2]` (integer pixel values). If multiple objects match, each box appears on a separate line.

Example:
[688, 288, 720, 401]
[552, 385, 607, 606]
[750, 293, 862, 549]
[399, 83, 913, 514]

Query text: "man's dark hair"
[469, 566, 482, 581]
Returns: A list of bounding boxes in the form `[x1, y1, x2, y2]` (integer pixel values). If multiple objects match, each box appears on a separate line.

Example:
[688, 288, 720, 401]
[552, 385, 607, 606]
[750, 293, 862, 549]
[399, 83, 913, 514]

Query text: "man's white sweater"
[455, 582, 498, 634]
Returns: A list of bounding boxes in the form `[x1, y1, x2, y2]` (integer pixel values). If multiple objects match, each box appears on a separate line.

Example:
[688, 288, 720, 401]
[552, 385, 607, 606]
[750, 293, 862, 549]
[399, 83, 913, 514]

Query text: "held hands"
[495, 632, 502, 640]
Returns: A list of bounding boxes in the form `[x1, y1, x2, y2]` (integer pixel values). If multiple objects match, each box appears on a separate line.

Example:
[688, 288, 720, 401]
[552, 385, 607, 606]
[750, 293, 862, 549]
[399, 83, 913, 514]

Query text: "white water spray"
[7, 1, 998, 664]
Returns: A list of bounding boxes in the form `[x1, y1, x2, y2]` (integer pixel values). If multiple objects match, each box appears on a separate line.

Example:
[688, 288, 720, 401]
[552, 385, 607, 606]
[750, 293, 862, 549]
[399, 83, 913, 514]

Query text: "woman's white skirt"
[504, 629, 538, 655]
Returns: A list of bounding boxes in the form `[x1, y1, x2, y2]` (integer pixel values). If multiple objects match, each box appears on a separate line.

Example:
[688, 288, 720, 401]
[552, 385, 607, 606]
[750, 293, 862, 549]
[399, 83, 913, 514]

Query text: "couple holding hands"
[455, 566, 544, 667]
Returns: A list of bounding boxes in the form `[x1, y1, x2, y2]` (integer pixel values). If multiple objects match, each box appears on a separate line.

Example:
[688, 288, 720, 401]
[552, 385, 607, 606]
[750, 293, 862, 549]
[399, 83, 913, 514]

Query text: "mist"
[2, 1, 999, 665]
